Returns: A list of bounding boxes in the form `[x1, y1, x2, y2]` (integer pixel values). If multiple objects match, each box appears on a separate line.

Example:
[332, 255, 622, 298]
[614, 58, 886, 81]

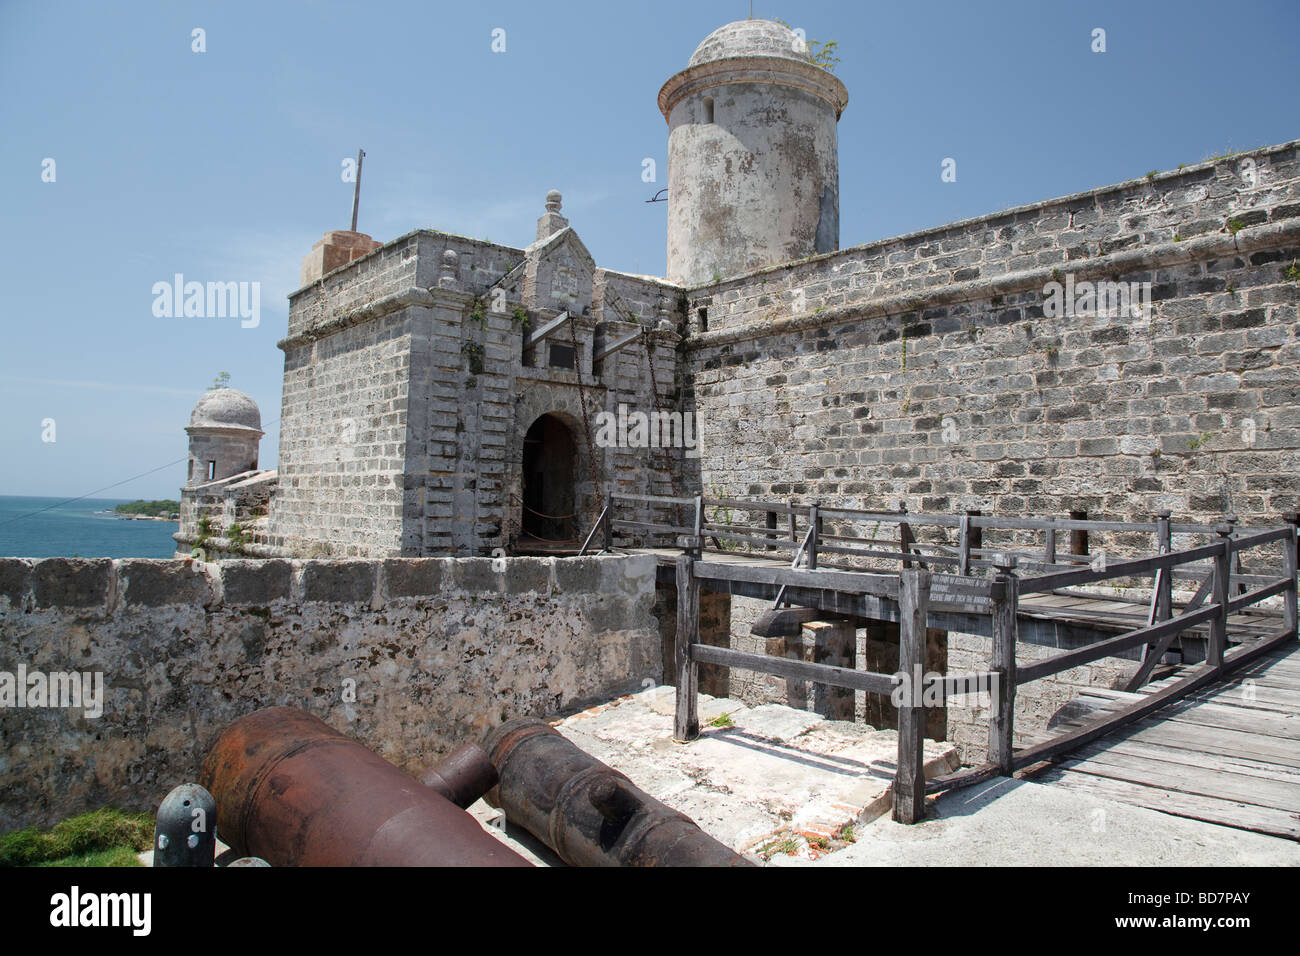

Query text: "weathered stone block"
[32, 559, 112, 609]
[554, 557, 601, 593]
[222, 559, 293, 604]
[301, 561, 376, 603]
[382, 558, 443, 598]
[120, 560, 215, 607]
[505, 559, 552, 595]
[0, 559, 32, 609]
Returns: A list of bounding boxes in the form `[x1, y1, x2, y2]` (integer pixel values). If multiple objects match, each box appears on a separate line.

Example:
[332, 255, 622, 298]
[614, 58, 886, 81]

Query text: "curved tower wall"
[186, 429, 260, 485]
[661, 48, 847, 287]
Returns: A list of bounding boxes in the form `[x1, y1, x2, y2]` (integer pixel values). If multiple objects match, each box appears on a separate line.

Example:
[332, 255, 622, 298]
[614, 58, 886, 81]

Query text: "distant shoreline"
[109, 513, 178, 524]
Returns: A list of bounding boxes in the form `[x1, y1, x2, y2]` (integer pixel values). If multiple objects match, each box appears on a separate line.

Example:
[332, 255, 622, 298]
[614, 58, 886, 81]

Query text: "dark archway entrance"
[521, 413, 577, 543]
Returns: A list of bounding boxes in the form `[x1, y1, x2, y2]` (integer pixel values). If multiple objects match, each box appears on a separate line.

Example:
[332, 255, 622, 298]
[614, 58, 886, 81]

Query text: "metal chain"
[567, 315, 604, 517]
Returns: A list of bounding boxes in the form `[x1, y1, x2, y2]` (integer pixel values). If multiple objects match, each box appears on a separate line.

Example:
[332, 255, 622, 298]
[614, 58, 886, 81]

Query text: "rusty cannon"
[484, 718, 752, 867]
[200, 707, 530, 867]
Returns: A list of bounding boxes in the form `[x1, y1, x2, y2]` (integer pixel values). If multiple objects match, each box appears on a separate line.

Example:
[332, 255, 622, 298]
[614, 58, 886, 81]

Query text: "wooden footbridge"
[581, 494, 1300, 835]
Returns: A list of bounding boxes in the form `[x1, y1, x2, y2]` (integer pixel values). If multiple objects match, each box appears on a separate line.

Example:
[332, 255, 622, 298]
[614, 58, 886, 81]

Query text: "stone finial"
[537, 189, 569, 241]
[439, 248, 459, 290]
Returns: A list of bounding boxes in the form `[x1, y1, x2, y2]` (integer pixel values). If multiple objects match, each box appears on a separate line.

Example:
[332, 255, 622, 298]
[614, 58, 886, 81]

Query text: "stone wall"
[686, 142, 1300, 532]
[0, 554, 660, 831]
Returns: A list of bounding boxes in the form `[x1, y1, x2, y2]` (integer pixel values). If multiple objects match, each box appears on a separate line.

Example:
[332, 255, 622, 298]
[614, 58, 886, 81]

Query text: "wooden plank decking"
[1027, 642, 1300, 840]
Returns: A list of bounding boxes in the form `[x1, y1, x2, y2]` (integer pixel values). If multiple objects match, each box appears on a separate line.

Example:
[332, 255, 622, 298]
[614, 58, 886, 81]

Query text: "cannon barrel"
[200, 707, 529, 867]
[484, 718, 751, 867]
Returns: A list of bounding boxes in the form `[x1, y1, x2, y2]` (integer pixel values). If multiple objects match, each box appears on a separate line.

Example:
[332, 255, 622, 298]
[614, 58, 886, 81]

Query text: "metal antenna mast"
[349, 148, 365, 232]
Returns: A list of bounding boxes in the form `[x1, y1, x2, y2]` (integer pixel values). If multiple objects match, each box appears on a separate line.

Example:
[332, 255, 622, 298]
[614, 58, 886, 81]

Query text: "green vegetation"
[1226, 217, 1245, 236]
[0, 808, 152, 867]
[462, 340, 485, 375]
[114, 499, 178, 517]
[195, 515, 213, 555]
[758, 835, 801, 861]
[1187, 431, 1215, 451]
[512, 306, 531, 333]
[1144, 169, 1158, 181]
[773, 18, 839, 71]
[208, 371, 231, 390]
[469, 298, 486, 325]
[1286, 260, 1300, 282]
[709, 711, 734, 728]
[227, 522, 249, 552]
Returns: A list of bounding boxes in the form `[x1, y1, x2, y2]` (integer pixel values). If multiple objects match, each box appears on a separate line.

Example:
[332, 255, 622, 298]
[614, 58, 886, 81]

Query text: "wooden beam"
[674, 554, 700, 742]
[690, 560, 898, 598]
[1010, 626, 1298, 770]
[1018, 541, 1224, 595]
[926, 761, 1001, 795]
[523, 310, 570, 348]
[988, 555, 1019, 774]
[593, 329, 641, 364]
[1017, 604, 1221, 685]
[1209, 525, 1231, 669]
[893, 567, 931, 824]
[689, 644, 898, 695]
[1284, 515, 1298, 638]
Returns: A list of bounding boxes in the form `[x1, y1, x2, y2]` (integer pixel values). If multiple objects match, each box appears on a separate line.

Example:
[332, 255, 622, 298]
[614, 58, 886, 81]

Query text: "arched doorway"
[521, 413, 577, 542]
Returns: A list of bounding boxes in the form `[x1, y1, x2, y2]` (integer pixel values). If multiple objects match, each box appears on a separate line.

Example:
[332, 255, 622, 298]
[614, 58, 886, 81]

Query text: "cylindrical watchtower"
[660, 19, 848, 287]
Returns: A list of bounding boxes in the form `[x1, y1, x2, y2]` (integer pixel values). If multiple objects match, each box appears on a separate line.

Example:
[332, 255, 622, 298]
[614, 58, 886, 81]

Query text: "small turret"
[185, 388, 263, 486]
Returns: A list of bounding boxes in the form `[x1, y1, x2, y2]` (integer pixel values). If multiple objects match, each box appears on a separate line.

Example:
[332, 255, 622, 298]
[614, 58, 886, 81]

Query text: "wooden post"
[691, 494, 704, 557]
[1069, 509, 1088, 558]
[1225, 514, 1246, 595]
[807, 501, 820, 571]
[1044, 517, 1057, 567]
[988, 554, 1019, 775]
[1209, 524, 1232, 670]
[893, 567, 931, 824]
[765, 509, 778, 552]
[968, 509, 983, 552]
[788, 499, 797, 543]
[1284, 515, 1299, 640]
[958, 513, 972, 576]
[898, 502, 914, 570]
[673, 553, 700, 742]
[1154, 510, 1172, 623]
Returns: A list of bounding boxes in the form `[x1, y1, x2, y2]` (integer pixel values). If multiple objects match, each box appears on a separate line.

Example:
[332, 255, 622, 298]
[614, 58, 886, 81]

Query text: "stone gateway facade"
[168, 19, 1300, 755]
[175, 21, 1300, 561]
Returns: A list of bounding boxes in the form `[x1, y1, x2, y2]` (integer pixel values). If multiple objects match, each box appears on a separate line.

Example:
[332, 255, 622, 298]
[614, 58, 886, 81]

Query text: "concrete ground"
[478, 686, 1300, 867]
[776, 776, 1300, 867]
[548, 686, 959, 861]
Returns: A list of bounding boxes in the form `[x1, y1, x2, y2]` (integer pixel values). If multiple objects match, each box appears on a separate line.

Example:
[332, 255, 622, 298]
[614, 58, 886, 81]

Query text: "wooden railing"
[613, 494, 1300, 823]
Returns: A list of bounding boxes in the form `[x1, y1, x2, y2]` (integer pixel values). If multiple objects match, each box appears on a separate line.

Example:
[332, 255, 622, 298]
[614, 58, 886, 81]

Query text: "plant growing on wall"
[461, 340, 485, 375]
[773, 18, 840, 71]
[227, 522, 249, 554]
[512, 306, 531, 333]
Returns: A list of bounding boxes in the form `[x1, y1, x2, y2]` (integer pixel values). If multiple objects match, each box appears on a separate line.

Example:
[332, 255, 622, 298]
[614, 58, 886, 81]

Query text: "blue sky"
[2, 0, 1297, 499]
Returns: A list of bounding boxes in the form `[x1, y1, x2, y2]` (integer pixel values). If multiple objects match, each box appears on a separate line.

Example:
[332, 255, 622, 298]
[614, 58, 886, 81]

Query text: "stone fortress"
[168, 17, 1300, 757]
